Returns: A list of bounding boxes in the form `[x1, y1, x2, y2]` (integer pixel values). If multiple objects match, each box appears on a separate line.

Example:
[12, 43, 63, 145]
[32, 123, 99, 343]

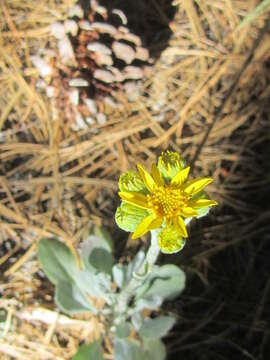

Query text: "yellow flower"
[115, 151, 217, 253]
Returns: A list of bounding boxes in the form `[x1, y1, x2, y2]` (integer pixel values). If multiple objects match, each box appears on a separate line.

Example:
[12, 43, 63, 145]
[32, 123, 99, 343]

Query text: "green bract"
[119, 171, 148, 193]
[157, 151, 186, 182]
[158, 226, 185, 254]
[115, 202, 149, 232]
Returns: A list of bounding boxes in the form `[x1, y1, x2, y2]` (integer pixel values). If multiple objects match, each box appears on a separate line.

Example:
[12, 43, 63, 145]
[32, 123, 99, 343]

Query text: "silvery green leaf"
[139, 316, 176, 339]
[80, 236, 99, 272]
[37, 238, 78, 285]
[114, 339, 140, 360]
[89, 248, 113, 275]
[114, 338, 165, 360]
[135, 264, 185, 302]
[80, 234, 113, 273]
[38, 238, 112, 303]
[131, 312, 143, 331]
[112, 263, 126, 288]
[55, 281, 94, 314]
[72, 340, 104, 360]
[72, 283, 96, 311]
[95, 273, 112, 293]
[115, 322, 131, 338]
[75, 270, 106, 297]
[134, 295, 162, 312]
[94, 226, 113, 251]
[142, 339, 166, 360]
[126, 250, 145, 283]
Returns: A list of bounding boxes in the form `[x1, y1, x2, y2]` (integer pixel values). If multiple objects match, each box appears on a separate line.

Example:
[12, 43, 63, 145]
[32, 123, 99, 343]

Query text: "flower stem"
[114, 231, 160, 321]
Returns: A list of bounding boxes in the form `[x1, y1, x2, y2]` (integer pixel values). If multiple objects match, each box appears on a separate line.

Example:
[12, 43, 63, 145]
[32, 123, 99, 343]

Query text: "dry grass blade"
[236, 0, 270, 30]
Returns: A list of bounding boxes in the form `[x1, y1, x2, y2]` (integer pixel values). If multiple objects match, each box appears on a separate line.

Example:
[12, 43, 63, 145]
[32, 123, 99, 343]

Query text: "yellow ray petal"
[151, 163, 164, 186]
[191, 199, 218, 208]
[132, 213, 156, 239]
[184, 178, 213, 195]
[171, 166, 190, 186]
[180, 206, 198, 217]
[148, 216, 163, 230]
[174, 217, 188, 238]
[119, 191, 150, 210]
[137, 164, 155, 192]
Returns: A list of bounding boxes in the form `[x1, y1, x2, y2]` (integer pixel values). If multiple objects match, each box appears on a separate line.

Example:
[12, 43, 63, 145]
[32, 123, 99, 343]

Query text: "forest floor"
[0, 1, 270, 359]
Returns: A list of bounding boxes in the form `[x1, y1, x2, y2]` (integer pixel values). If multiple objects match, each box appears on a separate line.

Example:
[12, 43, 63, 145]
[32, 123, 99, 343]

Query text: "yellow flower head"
[115, 151, 217, 253]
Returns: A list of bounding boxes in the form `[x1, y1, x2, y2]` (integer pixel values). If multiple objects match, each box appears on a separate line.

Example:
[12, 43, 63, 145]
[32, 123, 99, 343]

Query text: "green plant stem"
[114, 230, 160, 321]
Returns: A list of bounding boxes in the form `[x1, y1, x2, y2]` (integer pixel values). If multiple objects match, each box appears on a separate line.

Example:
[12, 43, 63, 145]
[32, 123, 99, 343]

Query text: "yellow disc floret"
[147, 186, 188, 221]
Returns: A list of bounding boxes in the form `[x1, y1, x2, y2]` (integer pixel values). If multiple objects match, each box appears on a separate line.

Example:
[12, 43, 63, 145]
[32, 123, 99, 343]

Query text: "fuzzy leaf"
[93, 226, 113, 251]
[112, 263, 126, 288]
[142, 339, 166, 360]
[38, 238, 111, 305]
[126, 250, 145, 283]
[115, 322, 131, 339]
[135, 264, 185, 302]
[75, 269, 111, 298]
[37, 238, 77, 285]
[89, 248, 113, 275]
[80, 234, 112, 273]
[131, 312, 143, 332]
[114, 339, 140, 360]
[55, 281, 94, 314]
[72, 340, 104, 360]
[134, 295, 162, 311]
[139, 316, 176, 339]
